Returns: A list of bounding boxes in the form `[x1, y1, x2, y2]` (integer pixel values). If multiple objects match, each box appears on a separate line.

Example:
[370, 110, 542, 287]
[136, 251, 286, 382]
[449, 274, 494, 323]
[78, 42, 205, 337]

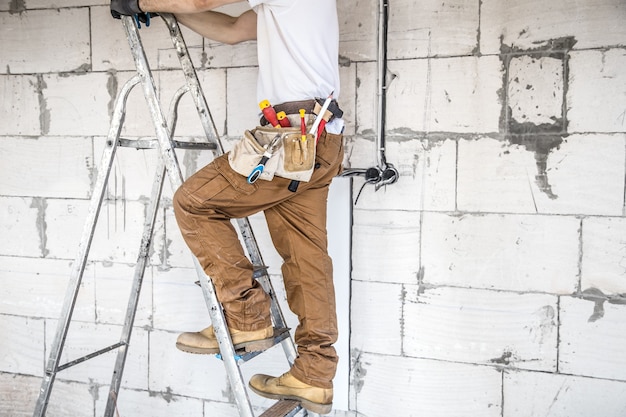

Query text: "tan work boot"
[249, 371, 333, 415]
[176, 325, 274, 354]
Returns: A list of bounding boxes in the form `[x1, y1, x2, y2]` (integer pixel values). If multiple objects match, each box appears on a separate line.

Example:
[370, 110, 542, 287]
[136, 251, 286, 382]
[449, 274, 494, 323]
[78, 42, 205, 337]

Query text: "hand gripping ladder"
[33, 14, 309, 417]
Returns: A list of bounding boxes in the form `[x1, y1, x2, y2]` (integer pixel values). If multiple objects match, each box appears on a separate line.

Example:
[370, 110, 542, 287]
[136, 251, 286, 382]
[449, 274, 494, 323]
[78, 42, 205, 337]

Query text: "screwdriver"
[259, 99, 281, 128]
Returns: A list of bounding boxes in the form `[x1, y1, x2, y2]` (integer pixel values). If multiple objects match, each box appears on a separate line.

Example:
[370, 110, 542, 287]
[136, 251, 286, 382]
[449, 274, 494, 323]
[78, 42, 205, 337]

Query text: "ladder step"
[216, 327, 291, 363]
[118, 138, 217, 150]
[259, 400, 302, 417]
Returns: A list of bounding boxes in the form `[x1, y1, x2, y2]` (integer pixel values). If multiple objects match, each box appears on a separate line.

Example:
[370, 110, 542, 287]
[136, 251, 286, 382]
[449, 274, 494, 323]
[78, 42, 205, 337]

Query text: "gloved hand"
[110, 0, 143, 19]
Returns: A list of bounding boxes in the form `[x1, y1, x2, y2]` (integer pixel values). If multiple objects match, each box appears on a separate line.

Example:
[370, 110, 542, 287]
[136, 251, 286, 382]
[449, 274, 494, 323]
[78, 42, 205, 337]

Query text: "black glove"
[110, 0, 143, 19]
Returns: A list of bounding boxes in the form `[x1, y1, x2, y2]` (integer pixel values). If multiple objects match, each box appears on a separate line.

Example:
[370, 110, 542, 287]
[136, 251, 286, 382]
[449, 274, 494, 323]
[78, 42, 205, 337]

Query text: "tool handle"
[259, 100, 281, 128]
[247, 155, 270, 184]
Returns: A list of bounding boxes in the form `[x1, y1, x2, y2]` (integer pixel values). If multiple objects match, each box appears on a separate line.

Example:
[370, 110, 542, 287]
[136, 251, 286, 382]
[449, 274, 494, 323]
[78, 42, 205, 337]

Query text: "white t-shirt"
[247, 0, 340, 106]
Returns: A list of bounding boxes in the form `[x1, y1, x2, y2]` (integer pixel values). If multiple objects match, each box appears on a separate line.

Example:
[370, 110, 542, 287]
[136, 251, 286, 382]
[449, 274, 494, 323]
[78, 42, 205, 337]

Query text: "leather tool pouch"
[228, 125, 316, 182]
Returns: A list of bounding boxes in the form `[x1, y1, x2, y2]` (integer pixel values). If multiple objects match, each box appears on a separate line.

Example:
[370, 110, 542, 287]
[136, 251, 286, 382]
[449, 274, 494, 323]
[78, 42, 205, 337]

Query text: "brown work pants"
[172, 130, 343, 389]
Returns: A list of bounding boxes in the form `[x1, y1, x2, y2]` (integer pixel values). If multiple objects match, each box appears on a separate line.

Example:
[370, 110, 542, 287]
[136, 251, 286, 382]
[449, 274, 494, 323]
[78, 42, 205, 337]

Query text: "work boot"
[249, 371, 333, 415]
[176, 325, 274, 354]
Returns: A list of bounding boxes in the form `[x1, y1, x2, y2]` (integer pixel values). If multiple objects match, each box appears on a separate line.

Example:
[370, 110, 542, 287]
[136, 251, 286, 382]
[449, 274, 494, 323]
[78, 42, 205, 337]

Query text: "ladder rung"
[259, 400, 302, 417]
[215, 328, 291, 363]
[117, 138, 217, 150]
[55, 342, 126, 372]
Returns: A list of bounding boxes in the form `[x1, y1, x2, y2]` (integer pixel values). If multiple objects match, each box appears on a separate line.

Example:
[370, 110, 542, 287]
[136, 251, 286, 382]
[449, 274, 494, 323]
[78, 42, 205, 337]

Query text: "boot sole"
[248, 384, 332, 415]
[176, 336, 275, 355]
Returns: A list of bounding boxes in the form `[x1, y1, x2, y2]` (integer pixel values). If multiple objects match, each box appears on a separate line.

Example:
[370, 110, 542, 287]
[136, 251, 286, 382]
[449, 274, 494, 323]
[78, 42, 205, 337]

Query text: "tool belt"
[259, 98, 343, 126]
[228, 124, 317, 183]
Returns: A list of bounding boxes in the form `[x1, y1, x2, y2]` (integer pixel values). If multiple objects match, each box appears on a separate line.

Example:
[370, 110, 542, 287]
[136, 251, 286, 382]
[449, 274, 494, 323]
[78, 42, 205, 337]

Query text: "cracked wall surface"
[1, 0, 626, 416]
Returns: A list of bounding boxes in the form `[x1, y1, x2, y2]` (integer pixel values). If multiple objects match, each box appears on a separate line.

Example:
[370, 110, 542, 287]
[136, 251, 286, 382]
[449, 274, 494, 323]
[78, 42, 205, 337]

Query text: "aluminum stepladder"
[34, 13, 309, 417]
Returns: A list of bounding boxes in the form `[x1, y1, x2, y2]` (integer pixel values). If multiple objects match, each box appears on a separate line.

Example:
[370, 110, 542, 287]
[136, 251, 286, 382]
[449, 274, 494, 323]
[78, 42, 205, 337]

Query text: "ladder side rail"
[162, 11, 300, 368]
[106, 77, 190, 416]
[235, 218, 298, 365]
[161, 13, 224, 153]
[122, 16, 256, 417]
[33, 75, 141, 417]
[104, 160, 167, 417]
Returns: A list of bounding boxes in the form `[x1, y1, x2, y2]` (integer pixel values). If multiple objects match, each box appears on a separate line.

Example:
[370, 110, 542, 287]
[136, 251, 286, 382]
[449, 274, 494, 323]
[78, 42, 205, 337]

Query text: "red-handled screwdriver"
[259, 99, 281, 128]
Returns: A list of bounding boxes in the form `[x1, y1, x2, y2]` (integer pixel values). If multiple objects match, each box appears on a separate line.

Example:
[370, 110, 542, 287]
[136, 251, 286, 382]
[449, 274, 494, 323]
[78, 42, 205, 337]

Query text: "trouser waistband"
[260, 98, 343, 126]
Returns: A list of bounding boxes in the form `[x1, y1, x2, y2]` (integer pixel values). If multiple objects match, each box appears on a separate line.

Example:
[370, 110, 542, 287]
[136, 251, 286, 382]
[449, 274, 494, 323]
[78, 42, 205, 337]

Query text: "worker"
[110, 1, 344, 414]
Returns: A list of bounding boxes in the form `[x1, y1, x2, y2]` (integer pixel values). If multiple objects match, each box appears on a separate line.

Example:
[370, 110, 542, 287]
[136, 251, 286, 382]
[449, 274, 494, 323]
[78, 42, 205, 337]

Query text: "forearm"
[138, 0, 243, 14]
[175, 9, 256, 44]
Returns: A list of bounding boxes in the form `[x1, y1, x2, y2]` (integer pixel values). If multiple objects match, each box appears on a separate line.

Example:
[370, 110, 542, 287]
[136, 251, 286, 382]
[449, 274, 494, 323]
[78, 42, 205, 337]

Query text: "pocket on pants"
[182, 155, 258, 206]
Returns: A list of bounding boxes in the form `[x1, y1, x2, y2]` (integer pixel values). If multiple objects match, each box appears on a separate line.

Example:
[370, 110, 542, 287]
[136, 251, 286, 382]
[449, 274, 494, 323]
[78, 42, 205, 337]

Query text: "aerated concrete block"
[351, 209, 420, 284]
[403, 286, 558, 372]
[42, 72, 112, 137]
[582, 216, 626, 295]
[0, 9, 90, 74]
[93, 262, 153, 328]
[347, 137, 456, 212]
[351, 281, 403, 355]
[353, 353, 502, 417]
[0, 196, 44, 257]
[559, 296, 626, 381]
[49, 321, 149, 391]
[0, 136, 94, 199]
[97, 388, 204, 417]
[568, 49, 626, 133]
[457, 135, 626, 215]
[0, 75, 40, 136]
[504, 370, 626, 417]
[481, 0, 626, 54]
[0, 315, 44, 377]
[0, 256, 95, 321]
[0, 374, 41, 417]
[387, 0, 479, 59]
[421, 212, 580, 293]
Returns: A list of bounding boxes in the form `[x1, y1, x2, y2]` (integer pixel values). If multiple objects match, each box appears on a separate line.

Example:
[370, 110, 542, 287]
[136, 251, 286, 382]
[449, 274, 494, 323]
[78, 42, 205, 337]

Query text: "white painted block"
[0, 315, 44, 376]
[378, 56, 502, 134]
[508, 55, 564, 126]
[91, 6, 183, 73]
[347, 137, 457, 212]
[97, 388, 204, 417]
[0, 136, 93, 198]
[388, 0, 479, 58]
[337, 0, 376, 62]
[353, 353, 502, 417]
[43, 72, 112, 137]
[351, 281, 402, 355]
[404, 286, 558, 372]
[158, 67, 227, 138]
[559, 296, 626, 381]
[0, 374, 41, 417]
[93, 262, 152, 328]
[582, 217, 626, 294]
[0, 9, 90, 73]
[504, 370, 626, 417]
[481, 0, 626, 54]
[43, 379, 96, 417]
[351, 209, 420, 284]
[46, 199, 149, 264]
[152, 267, 213, 332]
[421, 212, 580, 293]
[226, 67, 261, 136]
[0, 75, 40, 136]
[148, 329, 228, 400]
[0, 196, 43, 257]
[568, 49, 626, 133]
[50, 321, 149, 390]
[457, 135, 626, 215]
[0, 256, 95, 321]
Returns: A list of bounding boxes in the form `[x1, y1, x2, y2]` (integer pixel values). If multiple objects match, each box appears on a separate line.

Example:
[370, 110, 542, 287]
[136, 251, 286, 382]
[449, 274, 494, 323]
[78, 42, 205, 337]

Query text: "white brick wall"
[2, 1, 626, 416]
